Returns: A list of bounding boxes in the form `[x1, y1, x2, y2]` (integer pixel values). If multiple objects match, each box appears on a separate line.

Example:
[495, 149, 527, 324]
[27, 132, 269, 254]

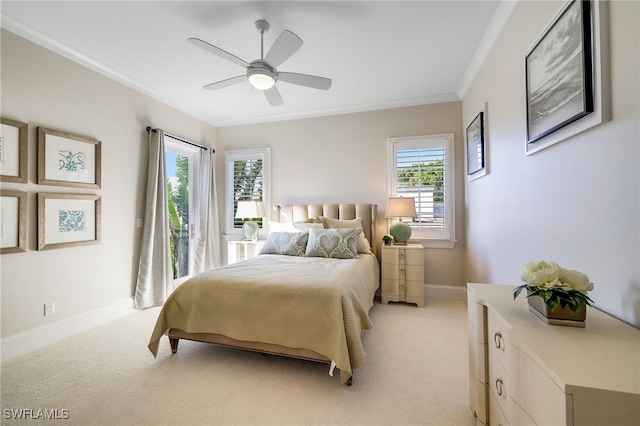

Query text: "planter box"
[527, 295, 586, 328]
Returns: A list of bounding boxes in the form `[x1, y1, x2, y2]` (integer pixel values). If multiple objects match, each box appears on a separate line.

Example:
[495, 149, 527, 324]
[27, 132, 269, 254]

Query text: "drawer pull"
[495, 377, 504, 396]
[399, 252, 405, 259]
[494, 331, 504, 349]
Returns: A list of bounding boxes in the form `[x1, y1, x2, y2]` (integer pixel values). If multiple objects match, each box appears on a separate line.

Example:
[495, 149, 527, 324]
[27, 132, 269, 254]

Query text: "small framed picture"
[0, 117, 28, 183]
[466, 111, 486, 181]
[38, 193, 101, 250]
[0, 190, 27, 254]
[525, 0, 593, 148]
[38, 127, 101, 188]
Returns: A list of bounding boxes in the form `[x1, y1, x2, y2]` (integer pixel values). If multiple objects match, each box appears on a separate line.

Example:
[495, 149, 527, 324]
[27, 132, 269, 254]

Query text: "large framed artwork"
[38, 127, 101, 188]
[38, 193, 101, 250]
[0, 190, 27, 254]
[0, 117, 28, 183]
[466, 111, 486, 181]
[525, 0, 609, 155]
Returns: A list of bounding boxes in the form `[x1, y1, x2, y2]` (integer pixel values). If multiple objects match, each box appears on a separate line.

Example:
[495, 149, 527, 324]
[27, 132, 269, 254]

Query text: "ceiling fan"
[188, 20, 332, 107]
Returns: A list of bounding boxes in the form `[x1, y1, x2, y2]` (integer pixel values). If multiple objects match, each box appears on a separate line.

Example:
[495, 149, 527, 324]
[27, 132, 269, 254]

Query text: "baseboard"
[0, 297, 134, 362]
[424, 284, 467, 302]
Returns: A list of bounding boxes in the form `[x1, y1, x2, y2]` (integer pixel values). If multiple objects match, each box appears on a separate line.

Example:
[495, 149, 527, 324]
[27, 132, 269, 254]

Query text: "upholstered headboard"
[274, 203, 378, 255]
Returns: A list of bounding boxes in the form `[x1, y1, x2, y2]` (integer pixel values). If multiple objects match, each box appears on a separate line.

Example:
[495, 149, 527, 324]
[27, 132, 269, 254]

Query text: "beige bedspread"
[148, 253, 380, 384]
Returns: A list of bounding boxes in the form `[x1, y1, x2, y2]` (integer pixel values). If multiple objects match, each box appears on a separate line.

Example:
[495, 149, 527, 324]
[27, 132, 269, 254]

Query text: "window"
[388, 134, 456, 248]
[165, 135, 200, 279]
[225, 148, 271, 237]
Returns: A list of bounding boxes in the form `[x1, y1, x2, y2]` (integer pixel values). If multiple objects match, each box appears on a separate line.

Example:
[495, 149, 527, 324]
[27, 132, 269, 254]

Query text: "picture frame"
[0, 190, 27, 254]
[37, 193, 101, 250]
[466, 111, 486, 181]
[525, 0, 609, 155]
[38, 127, 101, 188]
[0, 117, 28, 183]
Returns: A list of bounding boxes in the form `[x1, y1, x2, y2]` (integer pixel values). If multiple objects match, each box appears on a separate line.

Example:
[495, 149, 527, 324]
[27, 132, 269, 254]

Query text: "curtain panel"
[135, 129, 174, 308]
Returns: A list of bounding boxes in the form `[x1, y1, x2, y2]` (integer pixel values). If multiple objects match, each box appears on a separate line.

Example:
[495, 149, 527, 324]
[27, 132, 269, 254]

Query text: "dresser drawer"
[487, 309, 510, 369]
[509, 345, 567, 425]
[488, 351, 510, 418]
[468, 300, 486, 343]
[488, 389, 510, 426]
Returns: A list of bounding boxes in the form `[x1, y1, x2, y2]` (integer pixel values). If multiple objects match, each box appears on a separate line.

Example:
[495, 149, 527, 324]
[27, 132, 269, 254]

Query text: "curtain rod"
[146, 126, 214, 153]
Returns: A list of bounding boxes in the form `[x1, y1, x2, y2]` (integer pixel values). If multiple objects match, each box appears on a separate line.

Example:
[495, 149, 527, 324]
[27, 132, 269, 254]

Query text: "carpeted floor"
[1, 298, 475, 426]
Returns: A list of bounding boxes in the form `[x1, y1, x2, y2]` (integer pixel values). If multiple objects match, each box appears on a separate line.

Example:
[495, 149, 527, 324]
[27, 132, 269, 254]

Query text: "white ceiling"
[1, 1, 515, 127]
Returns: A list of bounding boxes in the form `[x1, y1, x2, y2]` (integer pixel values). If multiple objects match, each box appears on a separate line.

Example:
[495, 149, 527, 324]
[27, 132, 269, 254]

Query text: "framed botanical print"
[0, 117, 28, 183]
[0, 190, 27, 254]
[38, 193, 101, 250]
[38, 127, 101, 188]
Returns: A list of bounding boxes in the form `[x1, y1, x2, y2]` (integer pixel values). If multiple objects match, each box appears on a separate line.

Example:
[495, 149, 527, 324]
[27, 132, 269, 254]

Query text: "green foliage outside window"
[167, 155, 189, 279]
[233, 159, 263, 228]
[396, 160, 444, 202]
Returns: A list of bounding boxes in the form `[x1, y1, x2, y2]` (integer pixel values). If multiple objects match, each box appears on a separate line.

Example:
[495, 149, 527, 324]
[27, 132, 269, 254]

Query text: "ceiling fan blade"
[203, 75, 246, 90]
[264, 86, 284, 107]
[188, 38, 250, 69]
[264, 30, 303, 68]
[277, 72, 332, 90]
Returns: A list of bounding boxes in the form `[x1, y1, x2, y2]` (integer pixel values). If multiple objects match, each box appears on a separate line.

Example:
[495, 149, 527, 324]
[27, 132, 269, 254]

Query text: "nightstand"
[227, 240, 265, 265]
[381, 244, 425, 307]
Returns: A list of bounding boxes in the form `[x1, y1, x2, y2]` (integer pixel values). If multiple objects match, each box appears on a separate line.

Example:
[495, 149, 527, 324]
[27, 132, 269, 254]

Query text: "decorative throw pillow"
[260, 232, 309, 256]
[305, 228, 361, 259]
[318, 217, 372, 254]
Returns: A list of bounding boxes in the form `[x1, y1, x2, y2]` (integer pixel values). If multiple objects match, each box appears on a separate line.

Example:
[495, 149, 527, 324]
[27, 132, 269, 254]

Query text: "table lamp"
[235, 200, 265, 241]
[385, 197, 416, 244]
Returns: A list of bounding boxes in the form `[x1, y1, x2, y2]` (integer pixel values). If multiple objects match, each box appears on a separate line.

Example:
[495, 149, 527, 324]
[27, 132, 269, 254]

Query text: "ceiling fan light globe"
[248, 73, 275, 90]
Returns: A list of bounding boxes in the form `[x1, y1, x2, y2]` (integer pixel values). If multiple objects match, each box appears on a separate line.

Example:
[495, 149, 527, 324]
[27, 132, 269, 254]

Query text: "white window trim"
[387, 134, 457, 249]
[225, 148, 271, 239]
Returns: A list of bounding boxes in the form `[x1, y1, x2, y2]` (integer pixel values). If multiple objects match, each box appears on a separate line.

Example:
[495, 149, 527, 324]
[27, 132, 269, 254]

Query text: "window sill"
[410, 239, 457, 249]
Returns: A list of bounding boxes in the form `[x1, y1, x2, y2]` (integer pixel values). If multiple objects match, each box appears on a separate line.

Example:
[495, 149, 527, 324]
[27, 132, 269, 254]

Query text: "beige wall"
[216, 102, 466, 290]
[0, 30, 216, 338]
[462, 1, 640, 327]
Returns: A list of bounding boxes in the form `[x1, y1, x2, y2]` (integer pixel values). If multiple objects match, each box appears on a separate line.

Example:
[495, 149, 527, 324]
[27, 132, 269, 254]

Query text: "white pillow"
[268, 221, 298, 233]
[294, 222, 324, 231]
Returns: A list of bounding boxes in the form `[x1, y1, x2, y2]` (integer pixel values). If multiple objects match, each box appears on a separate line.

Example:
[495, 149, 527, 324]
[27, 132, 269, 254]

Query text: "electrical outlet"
[44, 302, 55, 316]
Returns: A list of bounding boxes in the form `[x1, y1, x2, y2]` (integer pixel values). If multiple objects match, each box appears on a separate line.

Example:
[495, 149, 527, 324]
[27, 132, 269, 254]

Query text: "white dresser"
[467, 283, 640, 426]
[381, 244, 424, 307]
[227, 240, 265, 265]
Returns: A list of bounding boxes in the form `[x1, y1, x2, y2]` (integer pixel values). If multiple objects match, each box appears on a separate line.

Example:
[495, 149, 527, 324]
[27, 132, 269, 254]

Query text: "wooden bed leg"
[169, 337, 179, 354]
[346, 376, 353, 386]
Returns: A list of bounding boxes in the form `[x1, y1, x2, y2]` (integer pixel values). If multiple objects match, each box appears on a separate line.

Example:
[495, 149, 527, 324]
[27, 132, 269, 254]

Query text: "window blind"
[395, 146, 446, 232]
[231, 158, 263, 228]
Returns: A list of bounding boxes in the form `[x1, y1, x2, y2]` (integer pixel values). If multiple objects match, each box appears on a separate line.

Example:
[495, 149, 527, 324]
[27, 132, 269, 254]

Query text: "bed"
[148, 203, 380, 385]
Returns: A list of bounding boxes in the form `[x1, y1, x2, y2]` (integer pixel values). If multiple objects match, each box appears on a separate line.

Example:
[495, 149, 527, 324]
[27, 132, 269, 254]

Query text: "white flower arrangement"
[513, 260, 594, 314]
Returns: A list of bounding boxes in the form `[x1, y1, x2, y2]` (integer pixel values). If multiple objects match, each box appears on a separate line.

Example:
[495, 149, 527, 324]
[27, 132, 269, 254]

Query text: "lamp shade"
[385, 197, 416, 244]
[385, 197, 416, 219]
[235, 201, 266, 219]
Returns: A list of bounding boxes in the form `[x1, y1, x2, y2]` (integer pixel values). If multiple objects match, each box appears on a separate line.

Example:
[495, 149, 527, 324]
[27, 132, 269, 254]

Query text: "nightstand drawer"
[382, 264, 423, 280]
[228, 240, 265, 265]
[382, 247, 423, 265]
